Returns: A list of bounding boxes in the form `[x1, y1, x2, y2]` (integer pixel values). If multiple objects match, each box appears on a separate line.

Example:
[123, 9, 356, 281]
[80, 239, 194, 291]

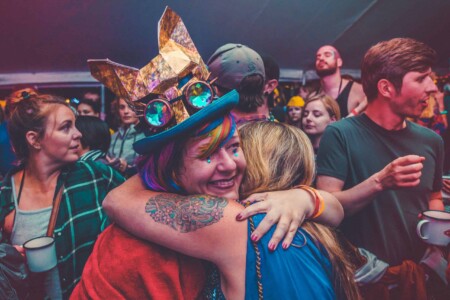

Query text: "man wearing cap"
[207, 43, 275, 125]
[315, 45, 367, 117]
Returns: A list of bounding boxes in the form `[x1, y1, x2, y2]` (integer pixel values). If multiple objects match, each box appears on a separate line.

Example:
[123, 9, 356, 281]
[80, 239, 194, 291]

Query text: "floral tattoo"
[145, 194, 228, 233]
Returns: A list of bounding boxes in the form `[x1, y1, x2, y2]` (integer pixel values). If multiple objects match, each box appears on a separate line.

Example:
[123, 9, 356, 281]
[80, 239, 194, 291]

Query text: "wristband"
[440, 110, 448, 115]
[294, 185, 325, 219]
[351, 108, 359, 116]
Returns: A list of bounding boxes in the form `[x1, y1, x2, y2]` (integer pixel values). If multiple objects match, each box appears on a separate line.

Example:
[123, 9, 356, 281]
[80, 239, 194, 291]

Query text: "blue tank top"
[245, 213, 335, 299]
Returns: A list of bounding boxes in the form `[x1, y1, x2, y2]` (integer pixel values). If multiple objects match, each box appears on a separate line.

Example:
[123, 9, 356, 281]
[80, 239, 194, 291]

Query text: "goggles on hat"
[136, 79, 217, 130]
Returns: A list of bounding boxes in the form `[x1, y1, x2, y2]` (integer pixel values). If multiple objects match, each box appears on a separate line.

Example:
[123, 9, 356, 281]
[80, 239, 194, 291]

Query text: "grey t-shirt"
[317, 114, 444, 265]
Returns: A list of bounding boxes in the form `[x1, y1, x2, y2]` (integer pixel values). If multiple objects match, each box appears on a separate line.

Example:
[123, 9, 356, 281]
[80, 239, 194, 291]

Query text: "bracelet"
[351, 108, 359, 116]
[440, 110, 448, 115]
[294, 185, 325, 219]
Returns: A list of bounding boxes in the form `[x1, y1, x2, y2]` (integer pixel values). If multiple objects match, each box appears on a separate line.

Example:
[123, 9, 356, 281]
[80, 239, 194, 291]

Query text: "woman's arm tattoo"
[145, 194, 228, 233]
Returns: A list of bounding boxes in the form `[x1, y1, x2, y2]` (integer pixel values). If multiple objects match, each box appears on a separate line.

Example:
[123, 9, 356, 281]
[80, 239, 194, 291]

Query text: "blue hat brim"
[133, 89, 239, 155]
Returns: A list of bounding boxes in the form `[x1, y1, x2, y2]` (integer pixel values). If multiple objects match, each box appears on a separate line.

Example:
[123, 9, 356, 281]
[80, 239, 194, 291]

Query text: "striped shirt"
[0, 160, 125, 299]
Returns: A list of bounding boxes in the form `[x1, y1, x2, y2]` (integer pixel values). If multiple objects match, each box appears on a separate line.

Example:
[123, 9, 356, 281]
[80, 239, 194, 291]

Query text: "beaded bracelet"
[294, 185, 325, 219]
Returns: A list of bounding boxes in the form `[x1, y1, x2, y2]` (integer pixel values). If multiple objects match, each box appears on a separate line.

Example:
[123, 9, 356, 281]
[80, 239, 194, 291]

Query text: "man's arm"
[317, 155, 426, 216]
[428, 191, 444, 210]
[347, 82, 367, 115]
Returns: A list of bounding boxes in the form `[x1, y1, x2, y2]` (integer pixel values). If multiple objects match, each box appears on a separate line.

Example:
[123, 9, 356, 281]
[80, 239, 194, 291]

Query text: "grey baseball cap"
[207, 43, 265, 90]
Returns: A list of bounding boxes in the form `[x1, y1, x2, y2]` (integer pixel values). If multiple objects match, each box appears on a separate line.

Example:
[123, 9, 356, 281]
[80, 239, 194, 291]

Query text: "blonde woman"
[101, 121, 357, 299]
[302, 93, 341, 154]
[239, 121, 359, 300]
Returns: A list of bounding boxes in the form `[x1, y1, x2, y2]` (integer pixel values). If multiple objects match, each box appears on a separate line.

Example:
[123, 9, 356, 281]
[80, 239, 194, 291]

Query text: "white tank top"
[10, 177, 62, 300]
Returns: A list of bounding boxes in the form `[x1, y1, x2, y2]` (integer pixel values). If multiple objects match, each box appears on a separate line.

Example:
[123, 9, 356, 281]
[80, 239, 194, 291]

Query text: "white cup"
[23, 236, 57, 272]
[416, 210, 450, 246]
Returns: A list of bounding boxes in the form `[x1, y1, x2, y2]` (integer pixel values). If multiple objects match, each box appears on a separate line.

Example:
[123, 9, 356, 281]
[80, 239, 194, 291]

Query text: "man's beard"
[316, 64, 338, 78]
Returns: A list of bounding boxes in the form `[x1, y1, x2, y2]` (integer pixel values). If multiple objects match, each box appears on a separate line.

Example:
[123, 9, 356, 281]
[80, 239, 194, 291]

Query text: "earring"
[233, 152, 239, 157]
[206, 157, 211, 164]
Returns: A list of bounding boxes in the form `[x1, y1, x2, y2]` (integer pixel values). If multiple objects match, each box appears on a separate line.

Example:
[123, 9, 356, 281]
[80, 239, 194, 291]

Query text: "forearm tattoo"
[145, 194, 228, 233]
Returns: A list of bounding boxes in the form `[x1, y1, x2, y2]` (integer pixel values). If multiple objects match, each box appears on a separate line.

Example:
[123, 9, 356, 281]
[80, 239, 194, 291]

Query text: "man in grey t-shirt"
[316, 38, 445, 266]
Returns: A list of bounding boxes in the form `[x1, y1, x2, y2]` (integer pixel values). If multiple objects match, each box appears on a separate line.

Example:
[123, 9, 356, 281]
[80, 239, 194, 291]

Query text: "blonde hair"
[239, 122, 315, 198]
[304, 93, 341, 121]
[239, 121, 360, 300]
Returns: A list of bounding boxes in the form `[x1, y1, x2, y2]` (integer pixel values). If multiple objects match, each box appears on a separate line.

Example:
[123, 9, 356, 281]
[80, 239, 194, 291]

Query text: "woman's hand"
[237, 189, 314, 251]
[237, 188, 343, 250]
[13, 245, 25, 256]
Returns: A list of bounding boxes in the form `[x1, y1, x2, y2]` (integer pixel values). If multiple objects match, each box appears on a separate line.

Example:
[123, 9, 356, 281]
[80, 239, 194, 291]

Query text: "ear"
[337, 58, 343, 68]
[25, 131, 41, 150]
[263, 79, 279, 95]
[330, 115, 337, 122]
[377, 79, 395, 98]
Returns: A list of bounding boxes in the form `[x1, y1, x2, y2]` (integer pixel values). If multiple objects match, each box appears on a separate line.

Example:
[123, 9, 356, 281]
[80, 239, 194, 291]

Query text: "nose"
[73, 127, 82, 140]
[425, 76, 438, 94]
[215, 148, 237, 172]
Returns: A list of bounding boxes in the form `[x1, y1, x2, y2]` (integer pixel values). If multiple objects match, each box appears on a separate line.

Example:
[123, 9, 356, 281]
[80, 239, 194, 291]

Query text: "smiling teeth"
[210, 178, 234, 188]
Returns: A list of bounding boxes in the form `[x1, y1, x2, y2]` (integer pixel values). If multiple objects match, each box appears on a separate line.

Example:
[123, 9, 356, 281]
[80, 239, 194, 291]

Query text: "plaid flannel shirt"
[0, 160, 125, 299]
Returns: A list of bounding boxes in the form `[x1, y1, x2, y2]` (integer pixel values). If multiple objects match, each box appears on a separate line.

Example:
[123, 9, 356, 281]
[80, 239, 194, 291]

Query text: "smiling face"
[302, 99, 336, 136]
[389, 68, 437, 119]
[118, 98, 139, 126]
[178, 132, 246, 200]
[39, 105, 82, 165]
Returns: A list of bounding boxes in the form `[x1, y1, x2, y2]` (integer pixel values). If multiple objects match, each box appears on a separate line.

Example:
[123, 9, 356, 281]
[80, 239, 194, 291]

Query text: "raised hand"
[374, 155, 425, 190]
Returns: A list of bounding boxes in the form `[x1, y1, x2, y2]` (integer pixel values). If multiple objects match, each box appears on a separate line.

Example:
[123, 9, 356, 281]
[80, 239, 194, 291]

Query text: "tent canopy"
[1, 0, 449, 85]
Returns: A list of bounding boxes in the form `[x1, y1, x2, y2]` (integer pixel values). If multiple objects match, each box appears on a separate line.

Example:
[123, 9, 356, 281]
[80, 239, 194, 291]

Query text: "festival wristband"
[351, 108, 359, 116]
[294, 185, 325, 219]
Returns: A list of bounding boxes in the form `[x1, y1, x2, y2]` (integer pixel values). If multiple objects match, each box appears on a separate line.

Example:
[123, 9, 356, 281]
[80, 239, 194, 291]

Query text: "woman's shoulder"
[67, 160, 125, 183]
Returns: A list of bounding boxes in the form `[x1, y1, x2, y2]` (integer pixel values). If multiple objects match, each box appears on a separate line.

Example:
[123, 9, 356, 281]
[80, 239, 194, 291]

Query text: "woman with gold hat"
[72, 7, 348, 299]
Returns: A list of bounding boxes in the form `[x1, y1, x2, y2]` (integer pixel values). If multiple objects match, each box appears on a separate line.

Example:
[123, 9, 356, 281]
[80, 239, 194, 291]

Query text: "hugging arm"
[237, 188, 344, 250]
[103, 175, 246, 299]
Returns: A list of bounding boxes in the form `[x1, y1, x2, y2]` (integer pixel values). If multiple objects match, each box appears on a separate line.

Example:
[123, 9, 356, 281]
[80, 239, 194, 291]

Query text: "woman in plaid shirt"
[0, 93, 124, 299]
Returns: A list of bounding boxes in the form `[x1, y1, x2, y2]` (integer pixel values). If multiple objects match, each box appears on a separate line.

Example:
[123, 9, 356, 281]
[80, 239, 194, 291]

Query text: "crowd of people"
[0, 6, 449, 300]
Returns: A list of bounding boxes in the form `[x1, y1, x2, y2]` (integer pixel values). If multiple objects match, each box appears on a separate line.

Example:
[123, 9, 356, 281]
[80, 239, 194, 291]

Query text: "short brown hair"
[8, 93, 69, 162]
[361, 38, 437, 102]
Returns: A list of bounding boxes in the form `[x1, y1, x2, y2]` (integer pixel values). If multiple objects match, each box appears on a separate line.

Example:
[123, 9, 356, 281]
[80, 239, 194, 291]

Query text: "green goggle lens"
[144, 100, 173, 127]
[185, 82, 213, 109]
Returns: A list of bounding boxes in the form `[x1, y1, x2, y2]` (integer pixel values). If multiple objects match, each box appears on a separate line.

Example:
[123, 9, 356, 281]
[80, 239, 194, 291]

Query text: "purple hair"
[136, 113, 236, 193]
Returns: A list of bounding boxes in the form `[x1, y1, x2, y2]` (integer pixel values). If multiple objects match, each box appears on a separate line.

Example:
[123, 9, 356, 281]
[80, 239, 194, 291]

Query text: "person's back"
[239, 121, 359, 300]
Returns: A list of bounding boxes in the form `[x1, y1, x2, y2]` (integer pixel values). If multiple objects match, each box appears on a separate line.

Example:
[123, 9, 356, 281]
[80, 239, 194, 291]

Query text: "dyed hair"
[239, 121, 360, 300]
[362, 38, 437, 102]
[136, 113, 236, 193]
[75, 116, 111, 153]
[8, 93, 70, 162]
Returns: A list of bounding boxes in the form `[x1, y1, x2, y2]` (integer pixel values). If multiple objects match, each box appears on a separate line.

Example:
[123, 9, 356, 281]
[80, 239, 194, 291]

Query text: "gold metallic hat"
[88, 6, 209, 105]
[87, 6, 239, 155]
